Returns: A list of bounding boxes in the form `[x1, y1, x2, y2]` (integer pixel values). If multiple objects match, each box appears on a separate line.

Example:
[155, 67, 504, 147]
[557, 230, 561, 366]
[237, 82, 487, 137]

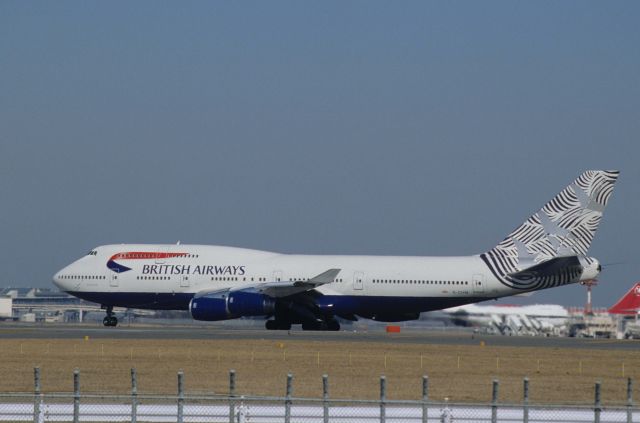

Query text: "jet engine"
[189, 290, 275, 321]
[189, 291, 229, 321]
[227, 291, 276, 317]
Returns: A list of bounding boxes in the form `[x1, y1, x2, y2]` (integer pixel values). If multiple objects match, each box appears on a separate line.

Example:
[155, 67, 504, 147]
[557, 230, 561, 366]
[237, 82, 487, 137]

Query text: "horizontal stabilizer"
[505, 256, 583, 290]
[508, 256, 582, 279]
[513, 292, 535, 297]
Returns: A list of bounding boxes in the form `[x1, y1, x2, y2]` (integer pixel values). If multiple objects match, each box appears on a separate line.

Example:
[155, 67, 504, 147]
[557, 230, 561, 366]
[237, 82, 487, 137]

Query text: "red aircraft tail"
[608, 283, 640, 315]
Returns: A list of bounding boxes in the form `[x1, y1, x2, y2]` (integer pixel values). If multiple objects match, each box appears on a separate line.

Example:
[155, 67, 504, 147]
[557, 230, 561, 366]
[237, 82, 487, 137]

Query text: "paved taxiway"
[0, 324, 638, 350]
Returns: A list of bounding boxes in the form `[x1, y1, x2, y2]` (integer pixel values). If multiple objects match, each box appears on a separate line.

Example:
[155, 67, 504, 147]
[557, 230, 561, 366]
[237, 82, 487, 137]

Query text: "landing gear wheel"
[302, 322, 327, 331]
[266, 320, 277, 330]
[103, 316, 118, 327]
[102, 306, 118, 327]
[300, 320, 339, 331]
[327, 320, 340, 331]
[279, 321, 292, 330]
[266, 320, 291, 330]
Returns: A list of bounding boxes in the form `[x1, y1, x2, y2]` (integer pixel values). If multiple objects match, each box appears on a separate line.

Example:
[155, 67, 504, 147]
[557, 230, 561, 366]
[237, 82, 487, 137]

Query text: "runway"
[1, 323, 638, 350]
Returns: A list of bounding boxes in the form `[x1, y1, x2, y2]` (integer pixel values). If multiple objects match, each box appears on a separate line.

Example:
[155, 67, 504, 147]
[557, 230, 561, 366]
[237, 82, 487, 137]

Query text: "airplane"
[52, 170, 619, 330]
[608, 282, 640, 339]
[442, 303, 569, 336]
[608, 282, 640, 316]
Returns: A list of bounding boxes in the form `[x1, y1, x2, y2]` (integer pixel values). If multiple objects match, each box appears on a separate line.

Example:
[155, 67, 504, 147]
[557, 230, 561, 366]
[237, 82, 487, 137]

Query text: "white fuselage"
[52, 244, 598, 318]
[54, 244, 504, 296]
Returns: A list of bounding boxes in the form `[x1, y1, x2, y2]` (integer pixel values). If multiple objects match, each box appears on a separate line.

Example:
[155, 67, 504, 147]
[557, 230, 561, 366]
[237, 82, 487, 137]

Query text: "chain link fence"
[1, 393, 638, 422]
[0, 367, 636, 422]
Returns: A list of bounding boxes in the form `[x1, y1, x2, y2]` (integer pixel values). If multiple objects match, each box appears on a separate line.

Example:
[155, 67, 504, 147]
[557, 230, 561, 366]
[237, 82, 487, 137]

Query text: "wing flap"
[250, 268, 341, 297]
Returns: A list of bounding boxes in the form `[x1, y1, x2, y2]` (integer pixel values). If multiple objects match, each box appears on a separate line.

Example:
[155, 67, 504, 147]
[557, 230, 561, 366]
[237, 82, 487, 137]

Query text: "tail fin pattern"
[481, 170, 619, 290]
[608, 283, 640, 315]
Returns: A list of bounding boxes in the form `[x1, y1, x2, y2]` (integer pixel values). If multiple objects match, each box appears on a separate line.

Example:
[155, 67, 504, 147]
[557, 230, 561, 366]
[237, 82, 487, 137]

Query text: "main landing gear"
[265, 320, 292, 330]
[265, 319, 340, 331]
[102, 306, 118, 327]
[301, 320, 340, 331]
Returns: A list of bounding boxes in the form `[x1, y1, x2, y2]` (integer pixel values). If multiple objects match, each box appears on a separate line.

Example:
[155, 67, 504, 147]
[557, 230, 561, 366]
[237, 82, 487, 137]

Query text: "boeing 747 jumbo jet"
[53, 170, 619, 330]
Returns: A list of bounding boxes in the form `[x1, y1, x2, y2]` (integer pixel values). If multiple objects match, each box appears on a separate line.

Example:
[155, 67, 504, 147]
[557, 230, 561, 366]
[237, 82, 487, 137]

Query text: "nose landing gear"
[102, 306, 118, 327]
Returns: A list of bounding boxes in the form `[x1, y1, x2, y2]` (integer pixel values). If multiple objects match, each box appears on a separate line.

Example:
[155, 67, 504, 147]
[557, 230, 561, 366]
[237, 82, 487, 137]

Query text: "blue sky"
[1, 2, 639, 307]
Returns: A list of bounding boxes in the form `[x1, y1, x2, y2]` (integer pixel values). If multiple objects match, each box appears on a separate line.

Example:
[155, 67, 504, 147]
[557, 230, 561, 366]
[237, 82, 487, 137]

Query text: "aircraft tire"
[266, 320, 291, 330]
[278, 321, 292, 330]
[327, 320, 340, 331]
[103, 316, 118, 327]
[302, 322, 327, 331]
[265, 320, 278, 330]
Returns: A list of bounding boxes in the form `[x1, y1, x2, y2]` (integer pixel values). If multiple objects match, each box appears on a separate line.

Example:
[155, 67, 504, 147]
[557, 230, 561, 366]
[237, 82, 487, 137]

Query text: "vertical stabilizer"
[481, 170, 619, 290]
[608, 283, 640, 315]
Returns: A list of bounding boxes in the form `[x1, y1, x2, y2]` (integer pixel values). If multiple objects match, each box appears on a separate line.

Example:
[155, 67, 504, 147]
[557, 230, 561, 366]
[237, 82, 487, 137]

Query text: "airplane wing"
[244, 268, 341, 297]
[194, 268, 341, 299]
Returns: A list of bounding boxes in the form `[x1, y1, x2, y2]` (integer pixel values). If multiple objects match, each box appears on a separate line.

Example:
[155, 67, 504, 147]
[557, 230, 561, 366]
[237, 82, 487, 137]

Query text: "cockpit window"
[87, 250, 97, 256]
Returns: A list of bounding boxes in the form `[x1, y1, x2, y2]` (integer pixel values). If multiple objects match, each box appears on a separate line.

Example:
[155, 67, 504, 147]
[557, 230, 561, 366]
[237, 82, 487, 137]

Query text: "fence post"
[422, 375, 429, 423]
[594, 381, 601, 423]
[237, 396, 246, 423]
[322, 374, 329, 423]
[33, 367, 41, 423]
[73, 369, 80, 423]
[229, 369, 236, 423]
[131, 368, 138, 423]
[380, 376, 386, 423]
[523, 377, 529, 423]
[285, 373, 293, 423]
[177, 371, 184, 423]
[627, 378, 633, 423]
[491, 379, 498, 423]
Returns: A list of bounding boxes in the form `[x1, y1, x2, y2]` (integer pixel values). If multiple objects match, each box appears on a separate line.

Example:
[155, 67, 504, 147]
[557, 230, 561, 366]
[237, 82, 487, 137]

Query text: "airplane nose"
[52, 266, 73, 291]
[52, 272, 63, 289]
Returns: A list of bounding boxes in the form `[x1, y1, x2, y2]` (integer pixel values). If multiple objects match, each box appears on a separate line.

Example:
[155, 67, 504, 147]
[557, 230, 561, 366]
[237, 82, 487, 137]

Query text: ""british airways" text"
[141, 265, 246, 276]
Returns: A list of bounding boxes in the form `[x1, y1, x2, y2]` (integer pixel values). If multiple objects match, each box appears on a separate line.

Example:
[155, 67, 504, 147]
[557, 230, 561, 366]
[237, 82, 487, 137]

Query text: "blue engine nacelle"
[227, 291, 276, 317]
[189, 291, 230, 321]
[189, 290, 275, 321]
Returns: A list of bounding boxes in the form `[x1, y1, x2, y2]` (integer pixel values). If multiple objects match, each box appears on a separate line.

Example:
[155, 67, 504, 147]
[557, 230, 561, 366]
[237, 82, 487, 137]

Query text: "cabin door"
[472, 274, 485, 294]
[110, 272, 119, 288]
[180, 274, 190, 288]
[353, 272, 364, 290]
